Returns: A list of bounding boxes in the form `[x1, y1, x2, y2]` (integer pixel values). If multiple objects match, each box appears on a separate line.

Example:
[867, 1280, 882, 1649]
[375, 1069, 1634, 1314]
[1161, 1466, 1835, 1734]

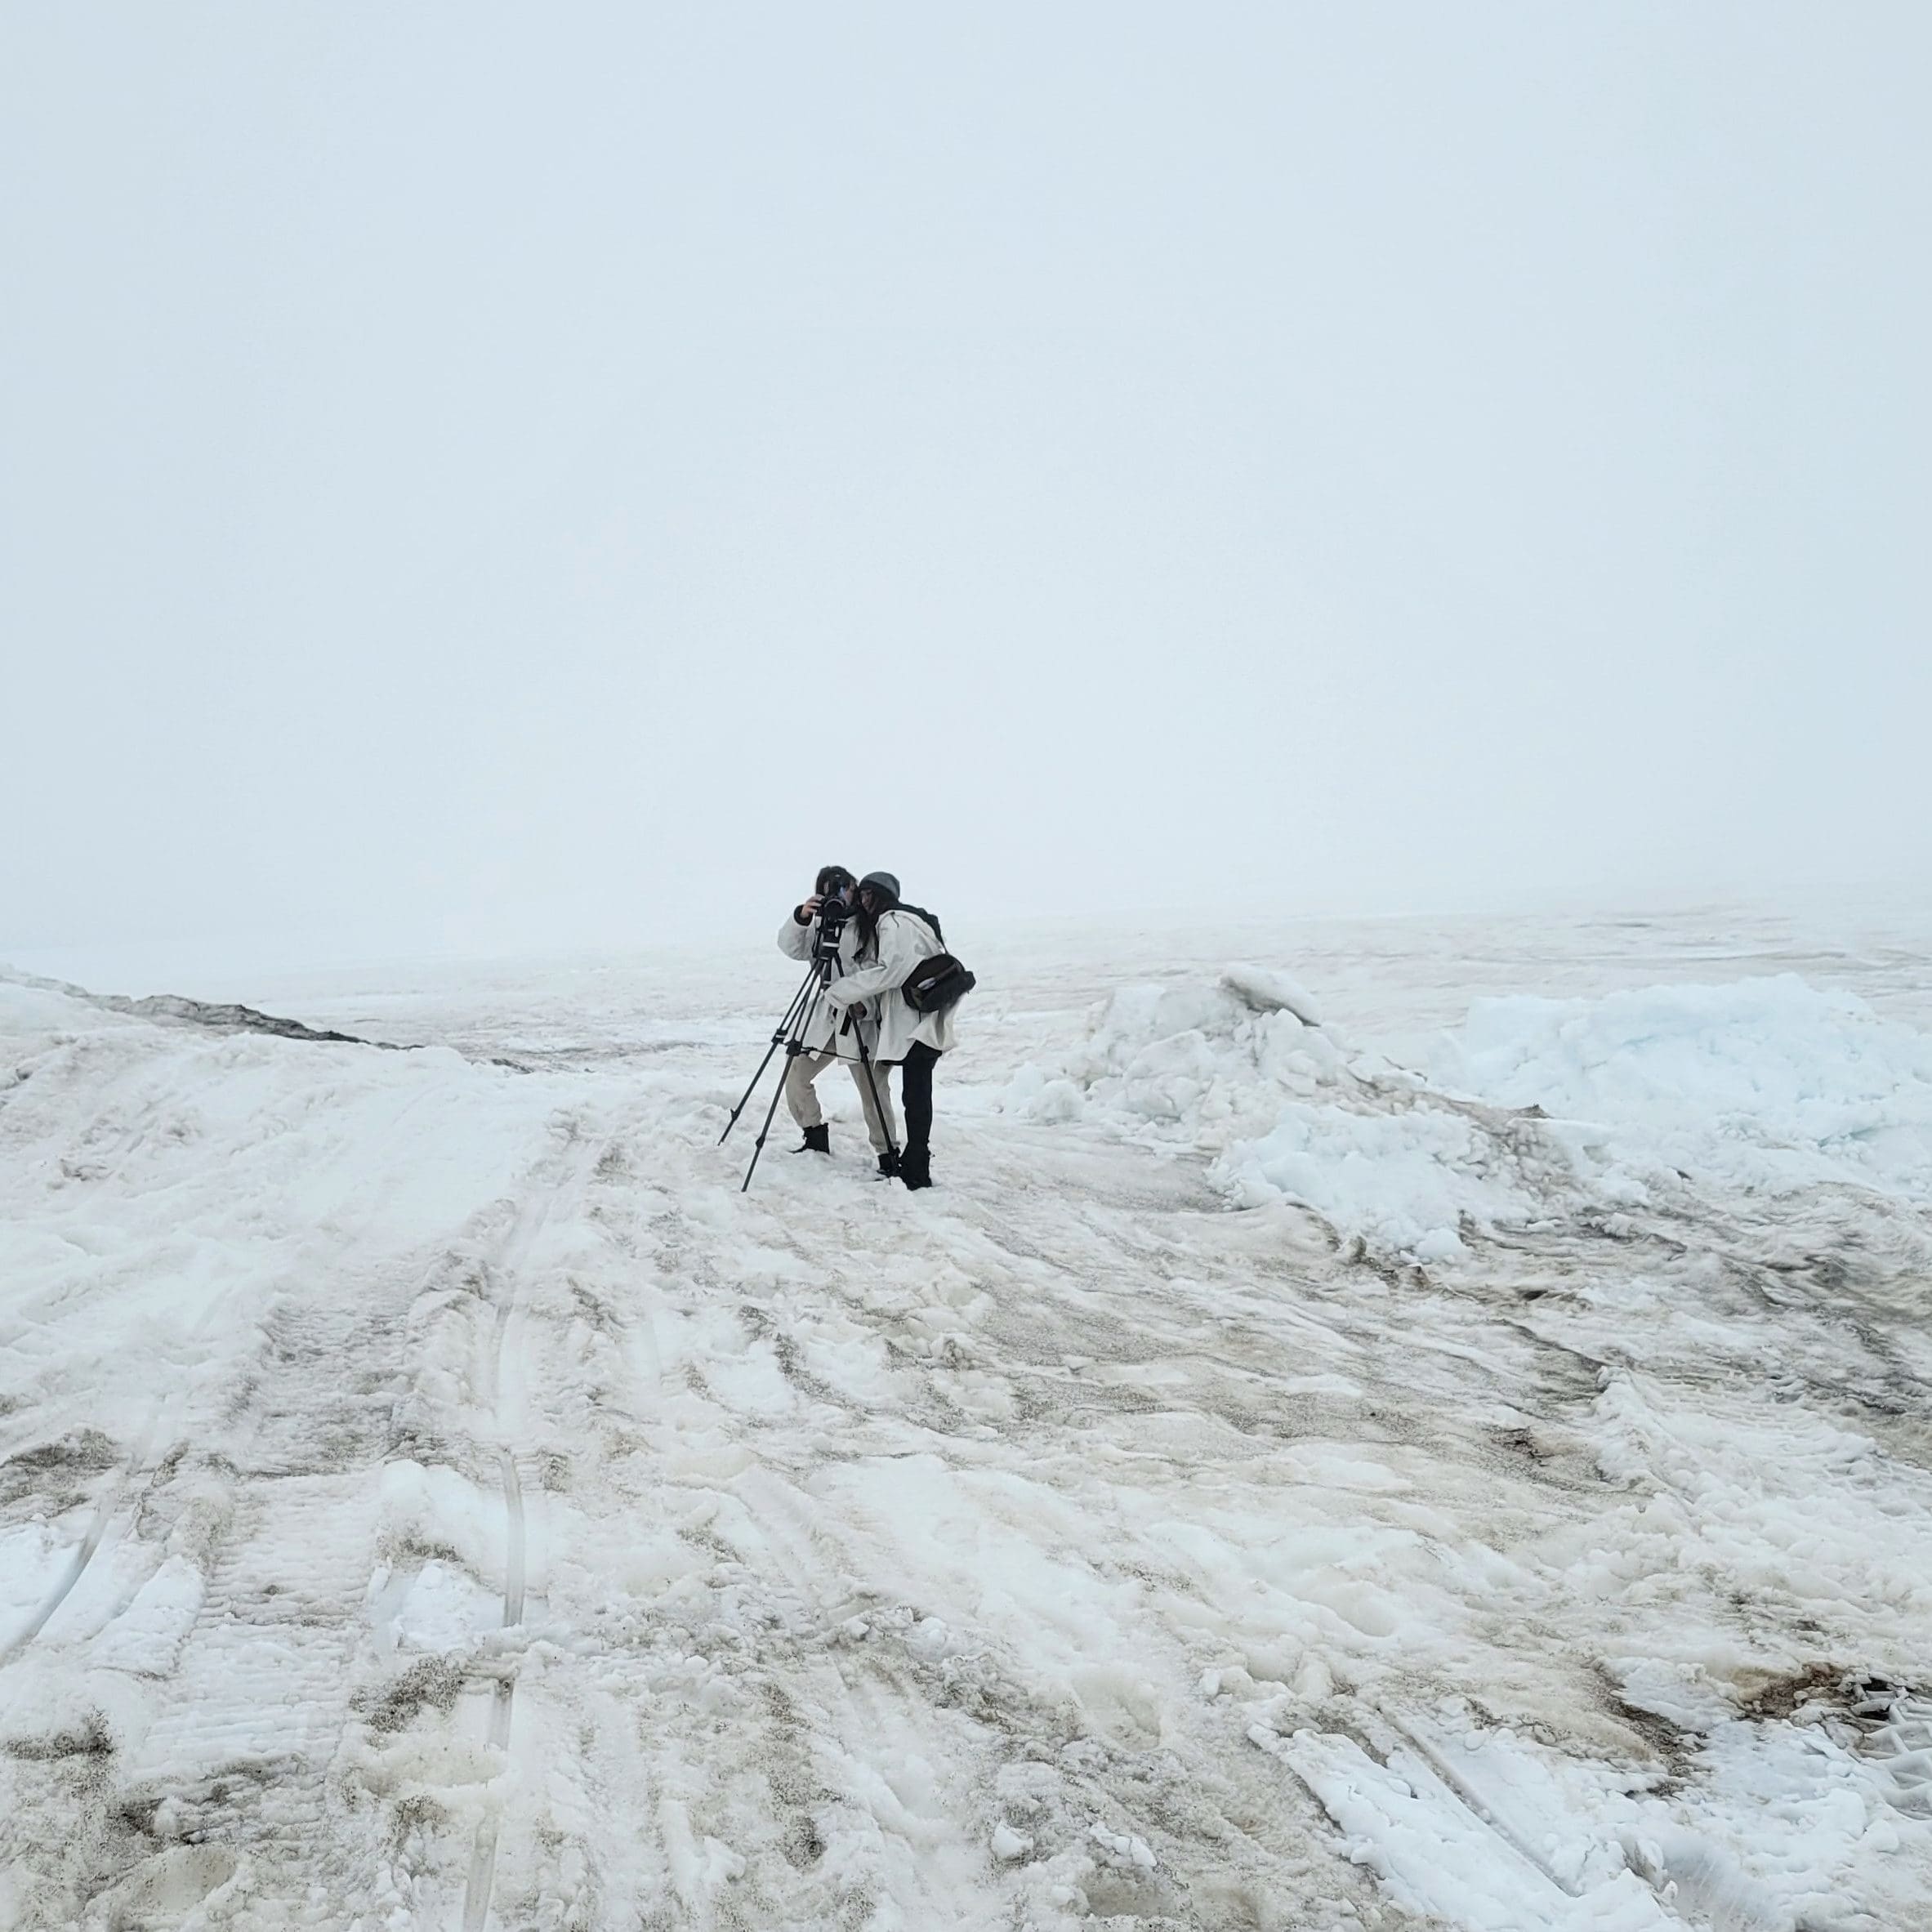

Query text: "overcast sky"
[3, 3, 1927, 974]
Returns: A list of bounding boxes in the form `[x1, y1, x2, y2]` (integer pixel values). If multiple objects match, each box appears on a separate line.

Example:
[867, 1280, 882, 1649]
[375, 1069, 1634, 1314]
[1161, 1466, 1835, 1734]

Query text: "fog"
[4, 3, 1927, 977]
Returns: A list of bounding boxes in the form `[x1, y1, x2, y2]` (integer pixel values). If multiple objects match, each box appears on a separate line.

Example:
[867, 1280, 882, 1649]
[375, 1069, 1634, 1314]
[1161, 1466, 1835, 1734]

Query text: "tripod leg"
[851, 1024, 899, 1159]
[718, 962, 819, 1145]
[743, 978, 831, 1193]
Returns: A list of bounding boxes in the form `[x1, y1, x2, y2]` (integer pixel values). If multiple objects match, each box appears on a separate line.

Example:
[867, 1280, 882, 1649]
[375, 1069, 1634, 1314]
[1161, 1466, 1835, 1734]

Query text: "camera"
[812, 891, 850, 962]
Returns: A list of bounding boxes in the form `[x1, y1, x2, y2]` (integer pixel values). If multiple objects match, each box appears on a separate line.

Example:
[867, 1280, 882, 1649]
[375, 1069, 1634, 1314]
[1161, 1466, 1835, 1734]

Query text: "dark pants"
[900, 1042, 941, 1156]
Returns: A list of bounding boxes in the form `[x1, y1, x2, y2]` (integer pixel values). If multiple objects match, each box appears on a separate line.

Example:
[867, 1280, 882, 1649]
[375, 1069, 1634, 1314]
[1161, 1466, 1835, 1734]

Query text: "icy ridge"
[1006, 967, 1932, 1260]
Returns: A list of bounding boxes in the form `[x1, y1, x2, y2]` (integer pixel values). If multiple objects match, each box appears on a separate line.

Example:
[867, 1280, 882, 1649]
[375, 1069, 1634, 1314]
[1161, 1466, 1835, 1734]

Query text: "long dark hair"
[852, 877, 899, 961]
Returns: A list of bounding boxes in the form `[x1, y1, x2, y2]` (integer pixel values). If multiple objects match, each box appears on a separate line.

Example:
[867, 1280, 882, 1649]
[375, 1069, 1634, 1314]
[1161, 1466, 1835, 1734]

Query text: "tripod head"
[812, 893, 850, 971]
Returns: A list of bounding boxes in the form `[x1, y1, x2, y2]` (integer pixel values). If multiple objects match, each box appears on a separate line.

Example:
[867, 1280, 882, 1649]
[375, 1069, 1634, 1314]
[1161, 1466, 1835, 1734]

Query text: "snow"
[1435, 974, 1932, 1200]
[1019, 961, 1932, 1265]
[2, 905, 1930, 1930]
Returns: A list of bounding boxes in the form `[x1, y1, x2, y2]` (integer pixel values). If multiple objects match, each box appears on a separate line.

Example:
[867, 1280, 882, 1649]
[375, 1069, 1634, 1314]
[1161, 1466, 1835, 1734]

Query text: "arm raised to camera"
[778, 908, 816, 960]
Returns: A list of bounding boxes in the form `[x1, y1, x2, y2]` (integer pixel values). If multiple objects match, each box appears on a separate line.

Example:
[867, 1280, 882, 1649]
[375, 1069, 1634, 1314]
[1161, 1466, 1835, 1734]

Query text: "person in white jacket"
[823, 872, 957, 1191]
[776, 866, 900, 1172]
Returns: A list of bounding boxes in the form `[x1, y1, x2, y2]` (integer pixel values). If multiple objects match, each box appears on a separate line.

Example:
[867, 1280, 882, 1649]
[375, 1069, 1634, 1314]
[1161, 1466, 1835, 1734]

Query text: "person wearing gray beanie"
[831, 872, 959, 1190]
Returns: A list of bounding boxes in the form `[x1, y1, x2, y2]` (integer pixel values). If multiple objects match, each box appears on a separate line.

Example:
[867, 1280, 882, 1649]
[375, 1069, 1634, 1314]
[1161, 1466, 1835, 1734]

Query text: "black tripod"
[718, 937, 899, 1194]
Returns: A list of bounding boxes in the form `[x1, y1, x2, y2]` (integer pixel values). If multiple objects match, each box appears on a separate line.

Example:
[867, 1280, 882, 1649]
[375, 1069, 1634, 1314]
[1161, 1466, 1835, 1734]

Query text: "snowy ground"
[2, 904, 1930, 1932]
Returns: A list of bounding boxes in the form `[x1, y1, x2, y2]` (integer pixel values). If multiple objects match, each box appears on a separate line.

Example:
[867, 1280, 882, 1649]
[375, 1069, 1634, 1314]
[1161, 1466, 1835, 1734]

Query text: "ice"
[1226, 1099, 1532, 1260]
[2, 904, 1931, 1928]
[1011, 965, 1568, 1256]
[87, 1557, 204, 1675]
[0, 1523, 78, 1628]
[1222, 962, 1326, 1026]
[1434, 974, 1932, 1201]
[1022, 959, 1932, 1261]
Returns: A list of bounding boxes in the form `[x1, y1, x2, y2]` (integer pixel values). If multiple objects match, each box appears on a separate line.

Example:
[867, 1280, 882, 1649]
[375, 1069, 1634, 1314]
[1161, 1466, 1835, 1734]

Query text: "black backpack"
[895, 905, 977, 1015]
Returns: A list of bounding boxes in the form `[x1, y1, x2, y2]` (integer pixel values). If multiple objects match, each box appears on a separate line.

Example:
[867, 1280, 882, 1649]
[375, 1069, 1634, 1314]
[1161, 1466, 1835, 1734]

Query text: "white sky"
[3, 3, 1927, 972]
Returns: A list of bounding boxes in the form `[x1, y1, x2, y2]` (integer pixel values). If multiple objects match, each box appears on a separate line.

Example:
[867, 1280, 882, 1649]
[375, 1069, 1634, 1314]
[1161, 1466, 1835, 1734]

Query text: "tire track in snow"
[1381, 1707, 1585, 1900]
[78, 1283, 459, 1916]
[0, 1082, 453, 1673]
[0, 1459, 133, 1663]
[106, 1145, 576, 1925]
[453, 1122, 598, 1932]
[0, 1347, 194, 1666]
[461, 1450, 526, 1932]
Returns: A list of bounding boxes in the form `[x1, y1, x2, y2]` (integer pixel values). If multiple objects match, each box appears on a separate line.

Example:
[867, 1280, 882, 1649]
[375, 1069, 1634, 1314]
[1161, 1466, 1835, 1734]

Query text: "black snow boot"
[877, 1148, 901, 1180]
[898, 1146, 932, 1191]
[793, 1124, 831, 1154]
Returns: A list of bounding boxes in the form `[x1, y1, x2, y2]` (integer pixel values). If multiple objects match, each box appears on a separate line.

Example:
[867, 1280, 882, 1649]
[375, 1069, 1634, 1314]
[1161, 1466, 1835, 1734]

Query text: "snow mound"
[1006, 977, 1347, 1143]
[1217, 1100, 1555, 1265]
[1015, 966, 1932, 1260]
[1007, 970, 1560, 1260]
[1432, 975, 1932, 1203]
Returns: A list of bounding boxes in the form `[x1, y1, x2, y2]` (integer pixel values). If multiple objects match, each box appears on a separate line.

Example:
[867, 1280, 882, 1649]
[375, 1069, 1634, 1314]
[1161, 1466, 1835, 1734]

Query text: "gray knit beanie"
[858, 871, 901, 904]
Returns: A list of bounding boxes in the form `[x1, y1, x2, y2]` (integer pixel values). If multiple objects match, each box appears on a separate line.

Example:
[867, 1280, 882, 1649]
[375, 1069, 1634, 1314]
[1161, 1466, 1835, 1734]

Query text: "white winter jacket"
[775, 910, 875, 1056]
[823, 908, 958, 1063]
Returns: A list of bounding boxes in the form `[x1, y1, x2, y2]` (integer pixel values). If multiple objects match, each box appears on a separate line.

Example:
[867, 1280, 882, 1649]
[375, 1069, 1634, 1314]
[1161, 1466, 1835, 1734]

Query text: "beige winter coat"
[823, 909, 958, 1063]
[775, 910, 874, 1055]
